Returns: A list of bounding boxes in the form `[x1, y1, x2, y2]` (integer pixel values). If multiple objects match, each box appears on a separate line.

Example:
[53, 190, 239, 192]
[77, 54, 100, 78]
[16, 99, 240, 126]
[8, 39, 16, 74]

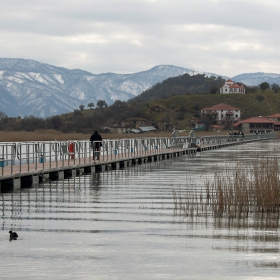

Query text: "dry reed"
[209, 156, 280, 217]
[173, 154, 280, 218]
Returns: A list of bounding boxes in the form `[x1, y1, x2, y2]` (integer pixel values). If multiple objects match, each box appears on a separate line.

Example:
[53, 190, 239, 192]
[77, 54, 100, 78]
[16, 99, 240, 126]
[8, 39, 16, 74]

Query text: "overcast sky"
[1, 0, 280, 77]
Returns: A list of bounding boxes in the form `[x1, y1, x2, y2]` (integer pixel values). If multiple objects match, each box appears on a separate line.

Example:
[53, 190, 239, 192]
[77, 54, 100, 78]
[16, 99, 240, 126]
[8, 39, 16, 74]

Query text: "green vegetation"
[143, 90, 280, 129]
[0, 75, 280, 133]
[130, 73, 224, 103]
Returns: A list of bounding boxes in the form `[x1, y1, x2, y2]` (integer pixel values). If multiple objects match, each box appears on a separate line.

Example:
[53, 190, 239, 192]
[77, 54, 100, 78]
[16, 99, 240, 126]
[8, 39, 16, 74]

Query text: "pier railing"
[0, 133, 277, 176]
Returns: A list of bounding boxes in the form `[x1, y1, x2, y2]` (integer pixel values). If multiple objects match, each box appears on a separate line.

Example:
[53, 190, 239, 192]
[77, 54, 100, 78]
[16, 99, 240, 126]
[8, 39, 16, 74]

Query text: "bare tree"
[0, 111, 6, 119]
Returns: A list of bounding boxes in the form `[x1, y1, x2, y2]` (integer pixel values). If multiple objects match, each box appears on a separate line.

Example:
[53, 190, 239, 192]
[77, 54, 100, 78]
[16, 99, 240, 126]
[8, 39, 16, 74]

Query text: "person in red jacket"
[90, 130, 103, 160]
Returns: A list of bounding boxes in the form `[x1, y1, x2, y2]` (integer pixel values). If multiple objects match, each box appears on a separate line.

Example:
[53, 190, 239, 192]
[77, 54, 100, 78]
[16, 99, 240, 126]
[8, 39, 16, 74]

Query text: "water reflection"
[1, 140, 280, 278]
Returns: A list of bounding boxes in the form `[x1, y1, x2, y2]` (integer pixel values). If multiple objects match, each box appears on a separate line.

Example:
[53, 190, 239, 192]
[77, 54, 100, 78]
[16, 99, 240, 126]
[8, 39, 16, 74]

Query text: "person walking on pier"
[90, 130, 103, 160]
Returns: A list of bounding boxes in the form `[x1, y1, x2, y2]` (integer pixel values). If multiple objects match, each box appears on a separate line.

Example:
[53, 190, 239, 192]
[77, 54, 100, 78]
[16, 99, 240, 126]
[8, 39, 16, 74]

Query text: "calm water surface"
[1, 140, 280, 279]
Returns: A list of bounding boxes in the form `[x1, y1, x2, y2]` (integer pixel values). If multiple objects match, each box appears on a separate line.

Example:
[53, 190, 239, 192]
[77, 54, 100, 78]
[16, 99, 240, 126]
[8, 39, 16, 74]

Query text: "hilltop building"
[220, 79, 245, 94]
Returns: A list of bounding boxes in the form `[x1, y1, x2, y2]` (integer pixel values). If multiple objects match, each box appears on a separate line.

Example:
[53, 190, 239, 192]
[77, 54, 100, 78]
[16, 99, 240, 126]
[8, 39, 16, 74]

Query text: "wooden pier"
[0, 133, 277, 193]
[0, 147, 197, 193]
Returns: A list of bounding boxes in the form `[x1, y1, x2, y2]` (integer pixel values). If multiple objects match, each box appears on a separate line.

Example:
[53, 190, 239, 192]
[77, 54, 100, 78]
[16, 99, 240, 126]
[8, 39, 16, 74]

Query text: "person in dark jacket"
[90, 130, 103, 160]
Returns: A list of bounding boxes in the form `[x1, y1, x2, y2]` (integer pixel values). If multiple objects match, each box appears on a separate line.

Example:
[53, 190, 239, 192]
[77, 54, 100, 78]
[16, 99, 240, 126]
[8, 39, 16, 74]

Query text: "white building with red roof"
[232, 117, 274, 133]
[266, 114, 280, 122]
[266, 114, 280, 130]
[201, 103, 241, 126]
[220, 79, 245, 94]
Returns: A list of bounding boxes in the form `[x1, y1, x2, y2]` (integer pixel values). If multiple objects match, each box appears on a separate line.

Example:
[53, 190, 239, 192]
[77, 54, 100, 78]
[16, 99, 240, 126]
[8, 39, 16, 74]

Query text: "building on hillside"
[139, 126, 157, 133]
[209, 124, 223, 132]
[200, 103, 241, 126]
[232, 117, 274, 133]
[190, 117, 200, 125]
[156, 120, 175, 132]
[220, 79, 245, 94]
[121, 118, 150, 128]
[108, 126, 128, 134]
[274, 122, 280, 131]
[129, 126, 157, 134]
[266, 114, 280, 130]
[194, 123, 205, 131]
[266, 114, 280, 122]
[106, 118, 159, 134]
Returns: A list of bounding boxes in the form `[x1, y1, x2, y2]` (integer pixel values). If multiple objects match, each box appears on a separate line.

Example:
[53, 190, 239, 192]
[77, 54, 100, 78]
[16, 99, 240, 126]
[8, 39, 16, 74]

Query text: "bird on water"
[9, 230, 18, 238]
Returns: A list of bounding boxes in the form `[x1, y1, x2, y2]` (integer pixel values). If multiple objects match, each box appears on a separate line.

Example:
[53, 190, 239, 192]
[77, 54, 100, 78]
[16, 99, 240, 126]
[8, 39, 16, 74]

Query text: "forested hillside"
[144, 90, 280, 130]
[0, 73, 280, 134]
[129, 73, 225, 103]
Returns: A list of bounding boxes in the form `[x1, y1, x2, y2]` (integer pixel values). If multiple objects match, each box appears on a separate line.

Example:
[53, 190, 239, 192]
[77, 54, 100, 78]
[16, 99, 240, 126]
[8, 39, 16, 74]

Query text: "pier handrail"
[0, 133, 277, 176]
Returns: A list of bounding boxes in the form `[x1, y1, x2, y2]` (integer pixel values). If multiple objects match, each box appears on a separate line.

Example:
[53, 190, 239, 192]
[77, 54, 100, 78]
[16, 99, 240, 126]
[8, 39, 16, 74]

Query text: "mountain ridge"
[0, 58, 280, 118]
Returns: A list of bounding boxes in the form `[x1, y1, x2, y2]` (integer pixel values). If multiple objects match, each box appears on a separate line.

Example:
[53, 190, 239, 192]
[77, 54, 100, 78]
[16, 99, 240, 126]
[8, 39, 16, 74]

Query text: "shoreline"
[0, 129, 278, 142]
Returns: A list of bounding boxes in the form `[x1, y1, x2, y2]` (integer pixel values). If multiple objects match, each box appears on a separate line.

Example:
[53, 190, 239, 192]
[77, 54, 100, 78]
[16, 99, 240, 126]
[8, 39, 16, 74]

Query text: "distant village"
[104, 79, 279, 134]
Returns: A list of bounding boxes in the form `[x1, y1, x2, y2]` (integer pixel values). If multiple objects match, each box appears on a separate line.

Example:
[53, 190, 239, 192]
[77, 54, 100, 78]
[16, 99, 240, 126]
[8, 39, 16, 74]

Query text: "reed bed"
[173, 181, 207, 217]
[173, 154, 280, 219]
[210, 155, 280, 217]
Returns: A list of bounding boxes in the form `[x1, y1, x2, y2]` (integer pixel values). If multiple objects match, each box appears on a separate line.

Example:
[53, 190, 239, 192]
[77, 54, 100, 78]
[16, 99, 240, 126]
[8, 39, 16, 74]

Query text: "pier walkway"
[0, 133, 277, 192]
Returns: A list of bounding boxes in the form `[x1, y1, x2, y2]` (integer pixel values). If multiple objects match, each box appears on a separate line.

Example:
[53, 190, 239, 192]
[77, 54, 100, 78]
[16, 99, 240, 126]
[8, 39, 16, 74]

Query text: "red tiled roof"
[267, 114, 280, 118]
[232, 117, 274, 127]
[202, 111, 218, 114]
[202, 103, 240, 111]
[232, 121, 241, 127]
[229, 84, 244, 88]
[210, 125, 222, 128]
[221, 80, 244, 89]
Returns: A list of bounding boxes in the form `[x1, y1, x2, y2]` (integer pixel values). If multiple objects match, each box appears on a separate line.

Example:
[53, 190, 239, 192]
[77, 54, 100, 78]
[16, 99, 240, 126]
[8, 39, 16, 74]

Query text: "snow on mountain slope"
[232, 72, 280, 86]
[0, 59, 198, 117]
[0, 58, 279, 118]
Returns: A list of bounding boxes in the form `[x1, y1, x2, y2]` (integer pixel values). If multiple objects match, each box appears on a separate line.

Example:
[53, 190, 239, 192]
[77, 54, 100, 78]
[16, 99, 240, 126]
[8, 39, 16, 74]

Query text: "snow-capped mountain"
[0, 58, 279, 118]
[231, 72, 280, 86]
[0, 59, 202, 117]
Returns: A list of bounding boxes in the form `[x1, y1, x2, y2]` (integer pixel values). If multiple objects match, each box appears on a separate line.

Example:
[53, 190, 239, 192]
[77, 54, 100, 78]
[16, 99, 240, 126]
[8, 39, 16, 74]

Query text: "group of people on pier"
[228, 131, 244, 137]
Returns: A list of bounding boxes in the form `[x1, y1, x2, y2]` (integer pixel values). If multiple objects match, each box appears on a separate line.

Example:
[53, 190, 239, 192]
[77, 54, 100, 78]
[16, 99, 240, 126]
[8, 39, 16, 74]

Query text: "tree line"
[0, 99, 145, 133]
[129, 73, 225, 104]
[0, 76, 279, 133]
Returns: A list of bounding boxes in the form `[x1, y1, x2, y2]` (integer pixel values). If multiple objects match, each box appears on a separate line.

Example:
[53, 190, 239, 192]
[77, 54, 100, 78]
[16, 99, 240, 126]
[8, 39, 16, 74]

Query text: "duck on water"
[9, 231, 18, 239]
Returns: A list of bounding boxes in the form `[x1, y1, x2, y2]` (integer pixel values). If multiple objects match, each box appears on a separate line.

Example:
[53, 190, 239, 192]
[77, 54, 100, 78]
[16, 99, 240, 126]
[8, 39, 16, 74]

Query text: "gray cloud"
[0, 0, 280, 76]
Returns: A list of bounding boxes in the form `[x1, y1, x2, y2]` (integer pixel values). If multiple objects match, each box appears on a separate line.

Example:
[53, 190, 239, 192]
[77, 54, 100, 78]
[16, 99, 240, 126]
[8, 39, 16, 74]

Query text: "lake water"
[1, 140, 280, 279]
